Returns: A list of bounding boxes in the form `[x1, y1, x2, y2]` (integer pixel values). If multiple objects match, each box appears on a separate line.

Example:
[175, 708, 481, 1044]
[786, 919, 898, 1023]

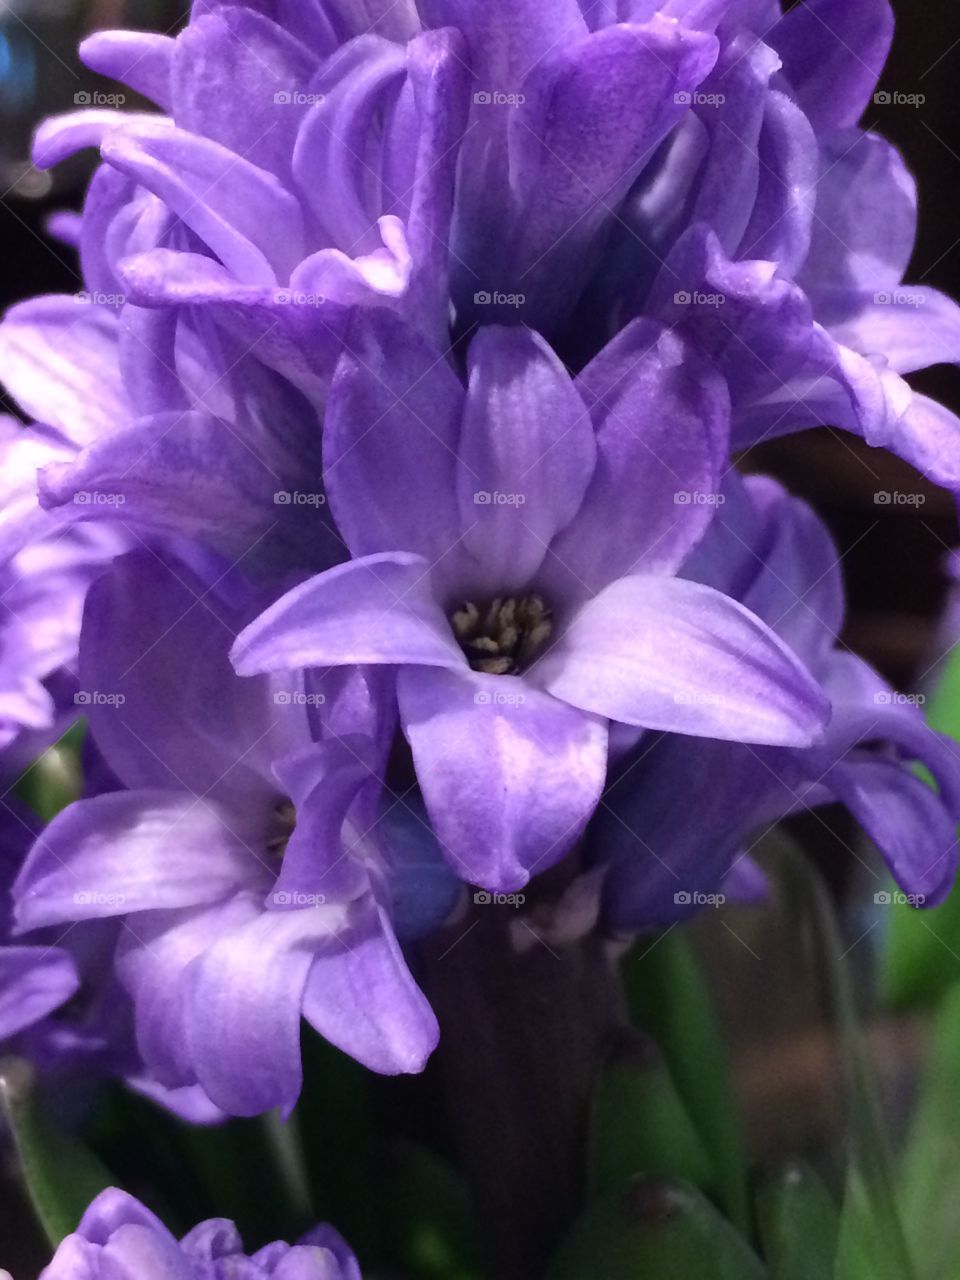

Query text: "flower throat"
[451, 595, 552, 675]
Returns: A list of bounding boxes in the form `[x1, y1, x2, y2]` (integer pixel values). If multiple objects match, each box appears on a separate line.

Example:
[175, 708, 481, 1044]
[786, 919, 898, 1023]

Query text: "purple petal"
[0, 947, 78, 1039]
[398, 665, 607, 890]
[0, 297, 125, 446]
[829, 757, 958, 905]
[324, 315, 463, 566]
[99, 1224, 192, 1280]
[772, 0, 893, 132]
[185, 903, 351, 1115]
[799, 130, 916, 320]
[32, 111, 168, 170]
[77, 552, 289, 808]
[172, 8, 315, 181]
[831, 288, 960, 375]
[79, 31, 175, 110]
[232, 554, 465, 676]
[302, 899, 439, 1074]
[533, 574, 830, 745]
[292, 35, 407, 251]
[737, 88, 818, 274]
[14, 792, 255, 931]
[75, 1188, 171, 1244]
[545, 321, 729, 594]
[101, 123, 305, 284]
[687, 34, 781, 257]
[456, 327, 595, 595]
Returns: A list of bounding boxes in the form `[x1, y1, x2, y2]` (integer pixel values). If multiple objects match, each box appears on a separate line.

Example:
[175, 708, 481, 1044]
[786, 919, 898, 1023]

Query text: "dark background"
[0, 0, 958, 1273]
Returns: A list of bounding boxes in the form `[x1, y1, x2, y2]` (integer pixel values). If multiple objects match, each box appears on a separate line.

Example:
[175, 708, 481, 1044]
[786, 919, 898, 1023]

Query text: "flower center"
[267, 799, 296, 858]
[451, 595, 553, 675]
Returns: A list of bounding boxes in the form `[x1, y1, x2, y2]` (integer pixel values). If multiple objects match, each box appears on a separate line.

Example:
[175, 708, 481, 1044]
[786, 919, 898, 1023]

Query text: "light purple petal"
[0, 296, 125, 446]
[185, 903, 350, 1115]
[14, 792, 255, 931]
[172, 8, 314, 181]
[101, 123, 305, 284]
[830, 288, 960, 374]
[399, 665, 607, 890]
[545, 321, 729, 594]
[533, 574, 830, 745]
[302, 899, 439, 1074]
[456, 327, 595, 595]
[79, 30, 175, 110]
[232, 554, 465, 676]
[0, 947, 78, 1039]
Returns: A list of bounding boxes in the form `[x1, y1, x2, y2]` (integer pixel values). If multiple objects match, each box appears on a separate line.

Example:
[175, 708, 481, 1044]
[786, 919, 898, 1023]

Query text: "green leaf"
[547, 1175, 767, 1280]
[385, 1142, 483, 1280]
[624, 928, 749, 1229]
[769, 847, 915, 1280]
[0, 1058, 115, 1245]
[896, 980, 960, 1279]
[754, 1162, 839, 1280]
[15, 721, 84, 823]
[587, 1029, 716, 1201]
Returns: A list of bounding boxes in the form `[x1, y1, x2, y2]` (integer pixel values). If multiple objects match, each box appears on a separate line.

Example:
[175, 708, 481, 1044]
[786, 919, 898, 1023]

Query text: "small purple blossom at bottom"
[39, 1188, 361, 1280]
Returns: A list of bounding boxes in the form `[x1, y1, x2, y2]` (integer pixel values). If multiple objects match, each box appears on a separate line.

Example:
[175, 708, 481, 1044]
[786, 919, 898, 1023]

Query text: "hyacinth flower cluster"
[0, 0, 958, 1272]
[38, 1189, 361, 1280]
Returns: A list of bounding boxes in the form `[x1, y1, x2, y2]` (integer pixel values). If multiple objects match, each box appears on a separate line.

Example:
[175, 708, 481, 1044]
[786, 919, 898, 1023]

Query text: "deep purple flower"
[231, 317, 829, 892]
[40, 1188, 361, 1280]
[13, 552, 437, 1117]
[612, 0, 960, 485]
[594, 474, 960, 929]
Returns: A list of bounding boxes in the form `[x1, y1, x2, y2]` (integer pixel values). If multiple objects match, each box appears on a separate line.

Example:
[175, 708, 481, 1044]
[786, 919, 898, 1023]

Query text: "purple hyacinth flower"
[232, 317, 829, 892]
[595, 474, 960, 930]
[619, 0, 960, 487]
[40, 1188, 361, 1280]
[13, 552, 437, 1117]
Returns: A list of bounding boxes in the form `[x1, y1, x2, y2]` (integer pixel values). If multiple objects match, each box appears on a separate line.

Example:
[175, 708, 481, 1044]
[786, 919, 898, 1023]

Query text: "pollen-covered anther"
[452, 594, 553, 675]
